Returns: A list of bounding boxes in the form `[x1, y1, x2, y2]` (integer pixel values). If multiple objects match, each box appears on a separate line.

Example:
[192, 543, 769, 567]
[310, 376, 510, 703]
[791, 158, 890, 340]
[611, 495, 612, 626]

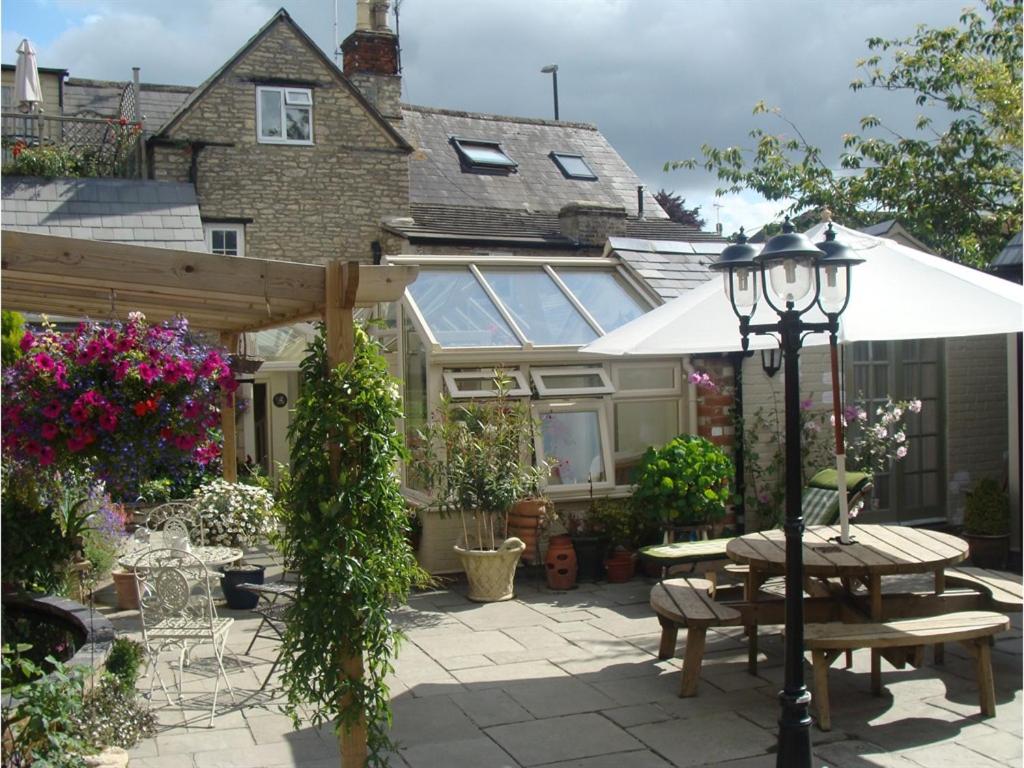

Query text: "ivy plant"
[278, 325, 426, 766]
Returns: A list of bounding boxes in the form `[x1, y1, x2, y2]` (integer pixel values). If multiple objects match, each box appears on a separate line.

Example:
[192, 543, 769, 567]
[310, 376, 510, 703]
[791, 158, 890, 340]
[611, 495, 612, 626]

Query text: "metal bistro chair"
[134, 548, 236, 725]
[147, 501, 206, 545]
[237, 579, 297, 690]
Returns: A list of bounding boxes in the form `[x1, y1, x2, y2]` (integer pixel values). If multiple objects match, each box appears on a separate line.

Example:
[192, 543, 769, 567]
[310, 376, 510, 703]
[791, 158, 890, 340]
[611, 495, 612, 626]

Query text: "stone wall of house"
[380, 235, 596, 260]
[149, 18, 409, 265]
[945, 334, 1009, 524]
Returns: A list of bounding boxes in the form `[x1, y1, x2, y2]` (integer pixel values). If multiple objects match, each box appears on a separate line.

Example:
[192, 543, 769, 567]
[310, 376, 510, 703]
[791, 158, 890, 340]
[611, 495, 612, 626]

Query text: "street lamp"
[710, 218, 861, 768]
[540, 64, 559, 121]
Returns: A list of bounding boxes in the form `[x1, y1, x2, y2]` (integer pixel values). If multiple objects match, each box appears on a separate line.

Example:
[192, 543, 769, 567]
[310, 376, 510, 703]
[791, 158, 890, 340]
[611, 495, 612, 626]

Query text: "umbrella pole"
[829, 334, 852, 544]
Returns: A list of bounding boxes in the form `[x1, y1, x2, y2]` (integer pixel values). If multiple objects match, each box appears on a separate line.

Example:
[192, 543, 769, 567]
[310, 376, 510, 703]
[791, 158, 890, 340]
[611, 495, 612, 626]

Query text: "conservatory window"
[531, 366, 614, 397]
[554, 268, 649, 332]
[406, 268, 519, 348]
[443, 369, 530, 399]
[535, 402, 611, 488]
[613, 363, 680, 396]
[477, 267, 597, 346]
[614, 399, 680, 455]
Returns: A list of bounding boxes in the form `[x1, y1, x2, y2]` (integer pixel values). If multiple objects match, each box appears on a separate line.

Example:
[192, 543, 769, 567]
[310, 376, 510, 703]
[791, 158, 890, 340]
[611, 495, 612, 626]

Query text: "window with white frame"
[534, 400, 613, 489]
[611, 363, 685, 484]
[257, 86, 313, 144]
[443, 369, 530, 399]
[531, 366, 614, 397]
[204, 223, 245, 257]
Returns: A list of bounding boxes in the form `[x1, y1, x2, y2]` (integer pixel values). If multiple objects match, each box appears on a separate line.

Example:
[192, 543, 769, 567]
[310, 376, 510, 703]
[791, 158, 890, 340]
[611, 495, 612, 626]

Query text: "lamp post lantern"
[710, 218, 861, 768]
[541, 64, 559, 120]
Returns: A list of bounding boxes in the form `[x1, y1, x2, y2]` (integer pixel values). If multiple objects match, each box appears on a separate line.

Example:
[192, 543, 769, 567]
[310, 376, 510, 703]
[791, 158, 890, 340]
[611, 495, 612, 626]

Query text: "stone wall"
[150, 18, 409, 265]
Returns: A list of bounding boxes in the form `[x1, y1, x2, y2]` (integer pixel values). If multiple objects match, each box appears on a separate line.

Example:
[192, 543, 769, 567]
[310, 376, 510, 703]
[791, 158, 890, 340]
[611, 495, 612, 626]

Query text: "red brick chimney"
[341, 1, 401, 119]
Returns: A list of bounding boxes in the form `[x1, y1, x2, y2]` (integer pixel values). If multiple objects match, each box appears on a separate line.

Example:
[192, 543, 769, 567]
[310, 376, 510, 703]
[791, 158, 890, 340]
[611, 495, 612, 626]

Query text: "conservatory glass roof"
[406, 265, 649, 349]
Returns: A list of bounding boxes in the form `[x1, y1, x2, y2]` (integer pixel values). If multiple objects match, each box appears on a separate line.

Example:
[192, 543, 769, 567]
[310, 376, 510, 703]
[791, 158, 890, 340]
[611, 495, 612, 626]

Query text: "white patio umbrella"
[584, 221, 1024, 538]
[584, 222, 1024, 356]
[14, 38, 42, 112]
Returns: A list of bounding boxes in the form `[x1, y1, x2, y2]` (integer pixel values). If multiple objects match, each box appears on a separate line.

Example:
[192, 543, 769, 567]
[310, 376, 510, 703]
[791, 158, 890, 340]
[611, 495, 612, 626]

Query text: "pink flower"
[38, 445, 55, 466]
[41, 423, 59, 441]
[896, 446, 908, 459]
[19, 332, 35, 351]
[34, 353, 55, 373]
[98, 411, 118, 431]
[182, 400, 202, 419]
[41, 401, 62, 419]
[137, 363, 159, 384]
[908, 399, 922, 413]
[114, 360, 130, 381]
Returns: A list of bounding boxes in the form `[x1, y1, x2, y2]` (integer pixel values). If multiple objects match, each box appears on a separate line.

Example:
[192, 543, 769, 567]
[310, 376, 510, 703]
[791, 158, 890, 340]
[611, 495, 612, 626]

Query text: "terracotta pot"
[963, 532, 1010, 569]
[508, 498, 547, 563]
[545, 534, 577, 590]
[604, 549, 636, 583]
[111, 570, 141, 611]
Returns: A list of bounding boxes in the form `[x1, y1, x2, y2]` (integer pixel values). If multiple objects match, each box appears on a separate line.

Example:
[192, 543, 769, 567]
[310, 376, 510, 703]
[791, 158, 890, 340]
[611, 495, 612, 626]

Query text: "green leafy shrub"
[588, 496, 655, 551]
[964, 477, 1010, 536]
[68, 674, 155, 751]
[5, 142, 96, 178]
[104, 637, 145, 690]
[279, 325, 427, 763]
[633, 435, 734, 527]
[0, 465, 75, 592]
[1, 310, 25, 366]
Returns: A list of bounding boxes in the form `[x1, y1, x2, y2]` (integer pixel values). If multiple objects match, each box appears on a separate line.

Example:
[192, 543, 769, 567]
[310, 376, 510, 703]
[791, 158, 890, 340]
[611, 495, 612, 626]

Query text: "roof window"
[550, 152, 597, 180]
[450, 137, 517, 171]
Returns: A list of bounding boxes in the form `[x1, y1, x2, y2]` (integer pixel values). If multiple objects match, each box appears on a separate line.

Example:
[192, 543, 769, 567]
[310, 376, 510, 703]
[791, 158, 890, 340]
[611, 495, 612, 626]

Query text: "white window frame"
[442, 369, 530, 399]
[612, 396, 684, 458]
[611, 362, 682, 398]
[203, 223, 245, 257]
[533, 399, 615, 492]
[531, 366, 614, 397]
[256, 86, 313, 146]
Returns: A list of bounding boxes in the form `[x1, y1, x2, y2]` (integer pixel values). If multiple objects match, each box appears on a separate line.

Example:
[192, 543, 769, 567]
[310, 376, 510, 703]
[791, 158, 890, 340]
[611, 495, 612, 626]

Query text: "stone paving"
[99, 554, 1023, 768]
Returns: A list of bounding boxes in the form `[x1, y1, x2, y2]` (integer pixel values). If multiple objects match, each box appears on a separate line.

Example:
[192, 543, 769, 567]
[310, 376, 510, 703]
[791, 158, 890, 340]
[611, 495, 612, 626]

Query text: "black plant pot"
[571, 535, 607, 582]
[219, 564, 265, 610]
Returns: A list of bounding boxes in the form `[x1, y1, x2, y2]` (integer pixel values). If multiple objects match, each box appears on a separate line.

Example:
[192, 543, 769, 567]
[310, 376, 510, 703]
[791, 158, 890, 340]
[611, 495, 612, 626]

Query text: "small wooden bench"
[650, 577, 741, 697]
[804, 610, 1010, 731]
[945, 567, 1023, 611]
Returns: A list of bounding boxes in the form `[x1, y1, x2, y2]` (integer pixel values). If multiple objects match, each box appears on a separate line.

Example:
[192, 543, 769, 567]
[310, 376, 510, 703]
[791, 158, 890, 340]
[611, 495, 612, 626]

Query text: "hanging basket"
[229, 355, 264, 375]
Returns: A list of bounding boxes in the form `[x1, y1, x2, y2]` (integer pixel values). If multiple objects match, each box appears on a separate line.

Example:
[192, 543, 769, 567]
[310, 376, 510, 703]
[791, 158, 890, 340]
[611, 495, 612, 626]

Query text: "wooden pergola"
[1, 228, 417, 477]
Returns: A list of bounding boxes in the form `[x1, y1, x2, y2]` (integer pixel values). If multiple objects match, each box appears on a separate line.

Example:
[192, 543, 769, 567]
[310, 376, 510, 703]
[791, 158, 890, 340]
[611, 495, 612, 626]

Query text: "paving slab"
[399, 735, 518, 768]
[505, 676, 618, 718]
[450, 688, 535, 727]
[629, 711, 776, 767]
[389, 695, 480, 746]
[487, 712, 643, 766]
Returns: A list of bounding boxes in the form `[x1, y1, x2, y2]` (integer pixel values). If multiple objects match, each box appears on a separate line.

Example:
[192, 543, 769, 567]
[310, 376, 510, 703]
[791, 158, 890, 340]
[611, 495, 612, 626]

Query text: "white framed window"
[257, 86, 313, 145]
[531, 366, 614, 397]
[534, 400, 613, 491]
[204, 223, 245, 257]
[612, 363, 681, 397]
[442, 369, 530, 399]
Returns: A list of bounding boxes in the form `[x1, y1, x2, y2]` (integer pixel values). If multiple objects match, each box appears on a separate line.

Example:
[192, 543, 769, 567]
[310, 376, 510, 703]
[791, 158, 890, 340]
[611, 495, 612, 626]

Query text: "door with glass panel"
[847, 339, 945, 523]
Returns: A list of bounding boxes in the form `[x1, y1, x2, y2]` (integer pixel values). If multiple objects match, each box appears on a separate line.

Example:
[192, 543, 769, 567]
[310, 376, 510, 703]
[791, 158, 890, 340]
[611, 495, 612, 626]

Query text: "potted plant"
[412, 389, 547, 602]
[589, 496, 651, 583]
[507, 482, 550, 564]
[962, 477, 1010, 568]
[191, 478, 278, 609]
[632, 434, 734, 545]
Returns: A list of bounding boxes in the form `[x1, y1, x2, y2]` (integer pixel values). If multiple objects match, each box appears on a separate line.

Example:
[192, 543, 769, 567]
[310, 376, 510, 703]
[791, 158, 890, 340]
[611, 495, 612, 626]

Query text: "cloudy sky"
[2, 0, 971, 234]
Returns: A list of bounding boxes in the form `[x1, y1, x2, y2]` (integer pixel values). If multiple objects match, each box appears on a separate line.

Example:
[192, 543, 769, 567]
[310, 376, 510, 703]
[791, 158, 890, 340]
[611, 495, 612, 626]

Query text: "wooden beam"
[220, 332, 239, 483]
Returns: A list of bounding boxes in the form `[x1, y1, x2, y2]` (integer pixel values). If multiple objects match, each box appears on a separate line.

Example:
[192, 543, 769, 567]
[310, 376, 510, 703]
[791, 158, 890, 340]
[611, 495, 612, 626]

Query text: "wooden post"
[324, 261, 365, 768]
[220, 332, 239, 483]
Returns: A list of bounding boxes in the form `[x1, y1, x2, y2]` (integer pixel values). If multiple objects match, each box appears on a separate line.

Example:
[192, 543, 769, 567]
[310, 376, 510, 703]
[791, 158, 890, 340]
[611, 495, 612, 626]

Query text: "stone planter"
[111, 570, 141, 611]
[963, 532, 1010, 569]
[454, 538, 525, 602]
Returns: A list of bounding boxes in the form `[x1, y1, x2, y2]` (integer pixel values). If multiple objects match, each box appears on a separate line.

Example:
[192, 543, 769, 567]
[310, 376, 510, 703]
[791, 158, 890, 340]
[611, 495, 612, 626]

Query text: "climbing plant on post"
[278, 262, 425, 767]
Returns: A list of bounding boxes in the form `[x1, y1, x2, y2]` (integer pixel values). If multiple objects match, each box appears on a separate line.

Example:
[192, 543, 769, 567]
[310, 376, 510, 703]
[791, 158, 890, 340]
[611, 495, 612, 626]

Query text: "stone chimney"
[558, 202, 628, 247]
[341, 0, 401, 119]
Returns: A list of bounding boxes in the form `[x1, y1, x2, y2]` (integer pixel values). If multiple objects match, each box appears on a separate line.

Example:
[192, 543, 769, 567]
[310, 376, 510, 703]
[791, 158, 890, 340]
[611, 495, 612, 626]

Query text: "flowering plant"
[1, 313, 235, 498]
[835, 397, 922, 475]
[192, 478, 277, 548]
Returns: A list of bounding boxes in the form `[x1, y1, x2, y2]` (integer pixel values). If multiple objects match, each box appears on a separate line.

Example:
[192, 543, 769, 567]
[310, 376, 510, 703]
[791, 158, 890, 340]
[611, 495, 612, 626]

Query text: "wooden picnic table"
[726, 524, 970, 689]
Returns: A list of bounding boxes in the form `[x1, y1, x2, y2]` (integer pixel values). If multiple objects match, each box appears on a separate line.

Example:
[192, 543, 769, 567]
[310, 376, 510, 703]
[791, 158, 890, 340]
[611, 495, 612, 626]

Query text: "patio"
[100, 551, 1022, 768]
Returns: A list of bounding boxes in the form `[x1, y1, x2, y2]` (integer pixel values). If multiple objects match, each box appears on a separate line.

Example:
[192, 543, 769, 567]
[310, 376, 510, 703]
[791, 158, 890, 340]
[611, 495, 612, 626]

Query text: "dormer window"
[257, 86, 313, 145]
[551, 152, 597, 180]
[451, 137, 516, 171]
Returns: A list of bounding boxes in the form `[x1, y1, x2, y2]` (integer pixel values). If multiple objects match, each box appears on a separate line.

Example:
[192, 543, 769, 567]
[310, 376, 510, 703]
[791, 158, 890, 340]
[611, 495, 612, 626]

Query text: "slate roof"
[63, 78, 194, 134]
[606, 236, 726, 300]
[1, 177, 206, 251]
[401, 105, 667, 217]
[992, 231, 1022, 268]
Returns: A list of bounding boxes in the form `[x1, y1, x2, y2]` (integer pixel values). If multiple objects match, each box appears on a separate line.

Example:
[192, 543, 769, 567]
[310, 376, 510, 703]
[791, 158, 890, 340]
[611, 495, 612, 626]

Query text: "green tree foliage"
[278, 325, 426, 765]
[669, 0, 1022, 266]
[1, 310, 25, 366]
[653, 189, 707, 229]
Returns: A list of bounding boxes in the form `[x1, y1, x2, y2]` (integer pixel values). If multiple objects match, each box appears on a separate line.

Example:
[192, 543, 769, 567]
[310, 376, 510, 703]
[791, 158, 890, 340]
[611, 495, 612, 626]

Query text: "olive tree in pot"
[413, 391, 548, 602]
[962, 477, 1010, 568]
[632, 435, 734, 554]
[192, 478, 278, 609]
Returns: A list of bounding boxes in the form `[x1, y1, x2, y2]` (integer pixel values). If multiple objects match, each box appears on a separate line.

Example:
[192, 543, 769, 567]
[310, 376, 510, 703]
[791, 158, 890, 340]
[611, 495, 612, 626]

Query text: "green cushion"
[808, 468, 871, 494]
[638, 538, 732, 565]
[801, 487, 841, 527]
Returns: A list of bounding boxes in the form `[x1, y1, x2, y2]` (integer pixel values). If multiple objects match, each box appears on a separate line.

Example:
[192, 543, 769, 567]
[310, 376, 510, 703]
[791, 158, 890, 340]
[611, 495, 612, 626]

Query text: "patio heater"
[709, 218, 861, 768]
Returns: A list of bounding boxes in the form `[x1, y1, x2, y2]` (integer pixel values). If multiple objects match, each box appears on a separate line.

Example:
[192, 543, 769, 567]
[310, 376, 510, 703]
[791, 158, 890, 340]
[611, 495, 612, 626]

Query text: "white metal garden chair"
[146, 501, 206, 545]
[133, 547, 236, 725]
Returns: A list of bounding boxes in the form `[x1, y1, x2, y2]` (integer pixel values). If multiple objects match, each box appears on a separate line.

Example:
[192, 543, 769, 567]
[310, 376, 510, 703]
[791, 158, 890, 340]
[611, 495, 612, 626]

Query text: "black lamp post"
[710, 218, 861, 768]
[541, 64, 559, 120]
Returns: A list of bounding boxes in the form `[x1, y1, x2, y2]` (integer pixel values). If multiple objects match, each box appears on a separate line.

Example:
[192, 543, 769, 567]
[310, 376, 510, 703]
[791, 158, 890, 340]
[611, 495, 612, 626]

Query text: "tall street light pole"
[710, 218, 862, 768]
[541, 64, 559, 120]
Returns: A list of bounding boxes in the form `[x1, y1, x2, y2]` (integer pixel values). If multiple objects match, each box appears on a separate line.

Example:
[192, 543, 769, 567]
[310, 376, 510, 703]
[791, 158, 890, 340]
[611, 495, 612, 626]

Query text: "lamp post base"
[776, 687, 813, 768]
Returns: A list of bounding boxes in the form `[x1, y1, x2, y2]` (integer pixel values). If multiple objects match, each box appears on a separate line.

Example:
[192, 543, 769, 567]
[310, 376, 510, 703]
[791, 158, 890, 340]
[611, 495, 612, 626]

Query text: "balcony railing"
[1, 111, 144, 179]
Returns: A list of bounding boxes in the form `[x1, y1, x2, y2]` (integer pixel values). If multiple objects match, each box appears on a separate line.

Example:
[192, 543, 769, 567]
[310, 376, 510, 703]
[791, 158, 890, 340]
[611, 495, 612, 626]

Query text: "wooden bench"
[804, 610, 1010, 731]
[650, 577, 741, 697]
[945, 567, 1023, 611]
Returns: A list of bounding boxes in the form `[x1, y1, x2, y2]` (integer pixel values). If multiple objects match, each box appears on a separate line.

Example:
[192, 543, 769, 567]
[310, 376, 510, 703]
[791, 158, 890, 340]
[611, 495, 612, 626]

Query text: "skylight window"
[550, 152, 597, 180]
[451, 138, 517, 171]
